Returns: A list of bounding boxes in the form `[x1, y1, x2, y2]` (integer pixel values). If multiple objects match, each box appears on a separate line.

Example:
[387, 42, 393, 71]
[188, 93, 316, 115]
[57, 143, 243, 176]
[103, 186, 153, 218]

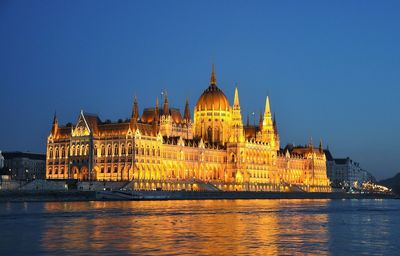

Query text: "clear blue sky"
[0, 1, 399, 179]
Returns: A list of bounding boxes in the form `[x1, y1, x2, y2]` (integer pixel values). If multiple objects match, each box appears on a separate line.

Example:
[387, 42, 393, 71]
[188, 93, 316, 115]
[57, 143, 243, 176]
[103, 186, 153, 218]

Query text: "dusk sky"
[0, 1, 399, 179]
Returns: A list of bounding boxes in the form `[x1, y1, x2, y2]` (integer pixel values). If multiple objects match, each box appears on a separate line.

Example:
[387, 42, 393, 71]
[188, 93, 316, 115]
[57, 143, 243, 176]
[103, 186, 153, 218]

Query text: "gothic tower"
[230, 86, 244, 143]
[261, 96, 279, 149]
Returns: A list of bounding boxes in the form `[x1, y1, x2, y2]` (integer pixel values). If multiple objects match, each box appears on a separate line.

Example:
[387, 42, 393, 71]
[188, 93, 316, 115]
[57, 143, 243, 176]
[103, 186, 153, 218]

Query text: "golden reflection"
[40, 200, 330, 255]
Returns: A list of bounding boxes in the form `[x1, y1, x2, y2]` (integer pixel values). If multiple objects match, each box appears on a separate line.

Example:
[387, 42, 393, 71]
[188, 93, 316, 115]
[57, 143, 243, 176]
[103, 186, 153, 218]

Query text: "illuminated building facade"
[46, 65, 331, 192]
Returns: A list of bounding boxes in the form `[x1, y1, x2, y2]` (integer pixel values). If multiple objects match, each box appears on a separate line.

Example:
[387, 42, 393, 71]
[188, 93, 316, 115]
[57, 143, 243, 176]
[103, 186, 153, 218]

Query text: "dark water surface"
[0, 199, 399, 255]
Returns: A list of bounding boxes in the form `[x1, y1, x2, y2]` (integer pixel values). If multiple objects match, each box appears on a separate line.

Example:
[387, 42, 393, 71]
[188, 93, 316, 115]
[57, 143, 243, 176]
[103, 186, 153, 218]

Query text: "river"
[0, 199, 399, 255]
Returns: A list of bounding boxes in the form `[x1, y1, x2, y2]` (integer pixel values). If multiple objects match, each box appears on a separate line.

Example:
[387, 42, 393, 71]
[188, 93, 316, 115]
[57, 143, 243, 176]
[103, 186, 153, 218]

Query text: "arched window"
[107, 145, 112, 156]
[48, 167, 52, 175]
[152, 147, 155, 156]
[146, 146, 150, 156]
[114, 144, 119, 156]
[61, 147, 65, 158]
[60, 167, 64, 174]
[121, 144, 126, 155]
[135, 144, 138, 154]
[84, 145, 89, 155]
[55, 147, 59, 158]
[128, 144, 133, 155]
[114, 166, 118, 173]
[75, 145, 79, 156]
[70, 145, 75, 156]
[94, 145, 98, 156]
[215, 127, 220, 142]
[207, 126, 212, 142]
[49, 147, 53, 158]
[101, 145, 105, 156]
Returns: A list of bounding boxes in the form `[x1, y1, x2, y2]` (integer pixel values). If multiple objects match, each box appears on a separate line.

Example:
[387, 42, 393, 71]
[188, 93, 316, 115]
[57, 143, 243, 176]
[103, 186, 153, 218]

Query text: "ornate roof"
[196, 64, 230, 111]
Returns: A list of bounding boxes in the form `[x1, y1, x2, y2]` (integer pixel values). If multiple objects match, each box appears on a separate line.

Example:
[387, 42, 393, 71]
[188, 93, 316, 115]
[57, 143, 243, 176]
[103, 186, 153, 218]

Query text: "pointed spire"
[52, 111, 58, 135]
[184, 97, 191, 122]
[265, 96, 271, 115]
[273, 112, 278, 134]
[233, 85, 240, 109]
[319, 139, 323, 152]
[163, 91, 169, 115]
[52, 111, 58, 125]
[131, 96, 139, 121]
[209, 64, 217, 86]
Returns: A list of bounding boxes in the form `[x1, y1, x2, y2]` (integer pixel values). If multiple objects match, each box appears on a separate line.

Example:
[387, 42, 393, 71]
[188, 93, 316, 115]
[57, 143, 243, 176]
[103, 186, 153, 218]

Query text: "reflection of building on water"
[46, 65, 331, 192]
[40, 200, 330, 255]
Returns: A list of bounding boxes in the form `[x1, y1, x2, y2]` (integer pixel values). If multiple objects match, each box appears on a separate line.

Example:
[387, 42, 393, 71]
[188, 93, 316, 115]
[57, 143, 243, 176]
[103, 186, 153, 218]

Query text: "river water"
[0, 199, 399, 255]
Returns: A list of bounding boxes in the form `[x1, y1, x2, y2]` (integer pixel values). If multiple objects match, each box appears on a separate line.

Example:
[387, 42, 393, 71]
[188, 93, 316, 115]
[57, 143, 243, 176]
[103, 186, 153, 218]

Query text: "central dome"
[196, 65, 230, 111]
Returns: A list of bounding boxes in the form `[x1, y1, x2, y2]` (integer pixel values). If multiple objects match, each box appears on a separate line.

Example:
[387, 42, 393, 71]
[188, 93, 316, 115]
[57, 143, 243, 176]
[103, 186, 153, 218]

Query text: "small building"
[0, 151, 4, 169]
[2, 152, 46, 180]
[325, 150, 375, 189]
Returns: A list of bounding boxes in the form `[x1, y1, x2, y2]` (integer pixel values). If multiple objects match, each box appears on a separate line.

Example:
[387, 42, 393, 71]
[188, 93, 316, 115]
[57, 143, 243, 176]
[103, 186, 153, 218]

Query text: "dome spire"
[210, 64, 217, 86]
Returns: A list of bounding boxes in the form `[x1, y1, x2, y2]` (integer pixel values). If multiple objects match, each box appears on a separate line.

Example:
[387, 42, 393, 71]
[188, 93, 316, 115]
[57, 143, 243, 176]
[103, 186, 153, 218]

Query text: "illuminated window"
[49, 147, 53, 158]
[128, 144, 133, 155]
[114, 144, 119, 156]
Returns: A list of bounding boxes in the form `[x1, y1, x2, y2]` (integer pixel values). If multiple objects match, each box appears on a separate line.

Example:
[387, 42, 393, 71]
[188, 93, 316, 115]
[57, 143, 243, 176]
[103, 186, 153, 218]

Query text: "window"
[128, 144, 133, 155]
[114, 144, 119, 156]
[107, 145, 112, 156]
[121, 144, 126, 155]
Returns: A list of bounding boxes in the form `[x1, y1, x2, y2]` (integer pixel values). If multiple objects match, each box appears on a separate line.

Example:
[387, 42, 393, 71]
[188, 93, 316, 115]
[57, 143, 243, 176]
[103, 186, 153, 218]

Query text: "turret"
[233, 84, 240, 110]
[130, 96, 139, 126]
[230, 86, 244, 143]
[184, 97, 191, 122]
[154, 97, 160, 122]
[51, 112, 59, 135]
[319, 139, 323, 153]
[163, 92, 169, 115]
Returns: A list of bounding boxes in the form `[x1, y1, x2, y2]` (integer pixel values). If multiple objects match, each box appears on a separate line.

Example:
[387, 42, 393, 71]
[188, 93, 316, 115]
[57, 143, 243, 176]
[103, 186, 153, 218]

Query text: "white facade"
[326, 156, 374, 189]
[0, 151, 4, 169]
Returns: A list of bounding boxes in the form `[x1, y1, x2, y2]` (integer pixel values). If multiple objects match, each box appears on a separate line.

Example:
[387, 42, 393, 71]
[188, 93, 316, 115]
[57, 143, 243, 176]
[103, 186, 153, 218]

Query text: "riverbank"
[0, 190, 397, 202]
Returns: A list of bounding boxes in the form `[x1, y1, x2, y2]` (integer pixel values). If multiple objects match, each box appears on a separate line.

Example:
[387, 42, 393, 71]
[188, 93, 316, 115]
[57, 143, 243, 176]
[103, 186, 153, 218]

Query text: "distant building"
[0, 151, 4, 169]
[325, 150, 375, 189]
[2, 152, 46, 180]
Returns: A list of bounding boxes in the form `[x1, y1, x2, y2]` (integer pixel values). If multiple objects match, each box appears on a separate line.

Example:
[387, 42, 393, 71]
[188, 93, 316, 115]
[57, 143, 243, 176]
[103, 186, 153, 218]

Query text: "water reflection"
[39, 200, 330, 255]
[1, 200, 399, 255]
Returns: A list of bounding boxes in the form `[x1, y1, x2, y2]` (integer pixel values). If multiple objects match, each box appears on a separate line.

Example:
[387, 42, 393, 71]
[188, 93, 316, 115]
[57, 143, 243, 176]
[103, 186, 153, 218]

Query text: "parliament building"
[46, 65, 331, 192]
